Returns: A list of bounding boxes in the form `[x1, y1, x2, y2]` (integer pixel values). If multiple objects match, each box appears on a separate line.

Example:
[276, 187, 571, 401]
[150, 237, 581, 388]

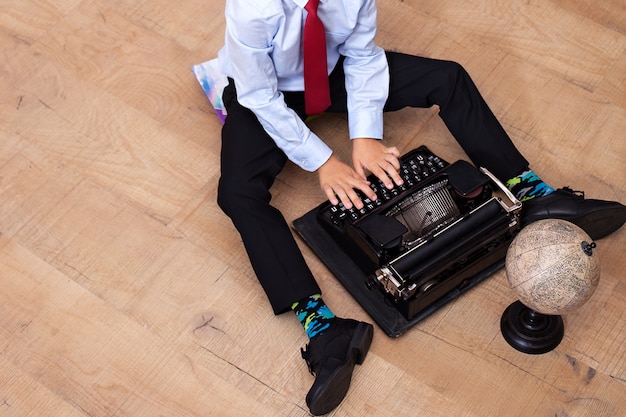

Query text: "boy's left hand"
[352, 138, 403, 190]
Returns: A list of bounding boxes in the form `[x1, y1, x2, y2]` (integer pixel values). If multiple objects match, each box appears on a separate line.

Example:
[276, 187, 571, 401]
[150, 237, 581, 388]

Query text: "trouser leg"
[327, 52, 530, 180]
[383, 51, 529, 179]
[218, 80, 321, 314]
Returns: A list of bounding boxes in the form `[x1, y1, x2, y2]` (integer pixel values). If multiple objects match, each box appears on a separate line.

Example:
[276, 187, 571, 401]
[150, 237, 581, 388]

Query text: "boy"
[215, 0, 625, 414]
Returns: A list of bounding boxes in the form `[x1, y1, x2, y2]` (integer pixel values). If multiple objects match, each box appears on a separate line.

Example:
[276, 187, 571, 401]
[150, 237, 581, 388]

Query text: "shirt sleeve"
[340, 0, 389, 141]
[219, 0, 332, 172]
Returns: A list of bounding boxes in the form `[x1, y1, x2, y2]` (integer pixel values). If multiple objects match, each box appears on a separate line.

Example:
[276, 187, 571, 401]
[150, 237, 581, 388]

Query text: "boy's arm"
[340, 0, 389, 142]
[341, 1, 403, 204]
[220, 0, 332, 172]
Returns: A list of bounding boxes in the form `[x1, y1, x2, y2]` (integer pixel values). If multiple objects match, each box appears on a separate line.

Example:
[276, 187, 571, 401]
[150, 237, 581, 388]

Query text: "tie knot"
[305, 0, 320, 14]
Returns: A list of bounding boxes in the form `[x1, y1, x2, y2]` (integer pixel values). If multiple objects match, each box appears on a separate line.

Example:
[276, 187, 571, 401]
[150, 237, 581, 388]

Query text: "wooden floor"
[1, 0, 624, 416]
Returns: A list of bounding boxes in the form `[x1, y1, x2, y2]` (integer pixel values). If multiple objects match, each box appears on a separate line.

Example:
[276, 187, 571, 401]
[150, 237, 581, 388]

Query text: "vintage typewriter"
[294, 146, 522, 334]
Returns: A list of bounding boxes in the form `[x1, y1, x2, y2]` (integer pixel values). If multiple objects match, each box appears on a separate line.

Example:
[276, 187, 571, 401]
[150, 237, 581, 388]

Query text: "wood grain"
[1, 0, 624, 416]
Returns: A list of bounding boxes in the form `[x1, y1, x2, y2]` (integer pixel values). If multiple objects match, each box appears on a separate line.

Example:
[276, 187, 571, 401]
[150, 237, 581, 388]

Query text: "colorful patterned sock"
[505, 169, 555, 202]
[291, 294, 336, 339]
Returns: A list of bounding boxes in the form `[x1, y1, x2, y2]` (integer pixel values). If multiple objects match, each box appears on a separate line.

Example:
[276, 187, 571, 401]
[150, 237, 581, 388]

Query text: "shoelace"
[560, 186, 585, 199]
[301, 346, 317, 376]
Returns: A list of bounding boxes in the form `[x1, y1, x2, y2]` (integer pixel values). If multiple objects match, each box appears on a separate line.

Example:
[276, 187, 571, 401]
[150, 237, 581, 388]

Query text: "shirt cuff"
[289, 132, 333, 172]
[348, 109, 384, 140]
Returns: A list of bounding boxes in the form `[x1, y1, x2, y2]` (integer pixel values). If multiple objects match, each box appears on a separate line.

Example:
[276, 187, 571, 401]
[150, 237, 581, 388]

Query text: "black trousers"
[217, 51, 529, 314]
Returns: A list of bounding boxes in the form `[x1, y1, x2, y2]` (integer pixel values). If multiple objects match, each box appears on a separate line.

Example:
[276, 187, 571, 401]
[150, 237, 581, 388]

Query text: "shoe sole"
[571, 206, 626, 240]
[307, 323, 374, 416]
[351, 321, 374, 365]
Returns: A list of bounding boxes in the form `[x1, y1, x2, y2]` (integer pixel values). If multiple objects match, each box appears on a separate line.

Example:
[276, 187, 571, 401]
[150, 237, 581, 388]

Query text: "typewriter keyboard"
[326, 146, 448, 223]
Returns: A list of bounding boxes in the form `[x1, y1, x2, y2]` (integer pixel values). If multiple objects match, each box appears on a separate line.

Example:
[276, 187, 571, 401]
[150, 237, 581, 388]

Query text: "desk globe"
[500, 219, 600, 354]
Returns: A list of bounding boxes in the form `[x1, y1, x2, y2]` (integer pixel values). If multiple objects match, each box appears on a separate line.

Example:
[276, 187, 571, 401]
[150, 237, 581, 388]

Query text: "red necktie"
[303, 0, 331, 115]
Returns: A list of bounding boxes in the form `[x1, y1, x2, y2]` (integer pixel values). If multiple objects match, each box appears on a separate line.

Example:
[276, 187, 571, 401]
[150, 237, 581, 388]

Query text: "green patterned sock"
[506, 169, 555, 202]
[291, 294, 336, 339]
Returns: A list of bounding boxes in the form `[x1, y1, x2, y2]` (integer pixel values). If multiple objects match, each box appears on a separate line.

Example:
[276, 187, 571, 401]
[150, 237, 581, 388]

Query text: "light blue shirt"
[218, 0, 389, 172]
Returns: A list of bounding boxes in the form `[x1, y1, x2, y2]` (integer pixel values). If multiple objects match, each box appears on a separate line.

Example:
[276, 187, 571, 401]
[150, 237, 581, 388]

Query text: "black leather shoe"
[300, 318, 374, 416]
[521, 187, 626, 240]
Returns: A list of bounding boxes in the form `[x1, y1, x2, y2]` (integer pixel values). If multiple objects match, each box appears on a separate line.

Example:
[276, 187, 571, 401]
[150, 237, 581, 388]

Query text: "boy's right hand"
[318, 155, 378, 210]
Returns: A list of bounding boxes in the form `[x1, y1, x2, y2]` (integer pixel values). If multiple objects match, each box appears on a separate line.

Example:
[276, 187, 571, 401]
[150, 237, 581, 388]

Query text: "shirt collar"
[293, 0, 326, 8]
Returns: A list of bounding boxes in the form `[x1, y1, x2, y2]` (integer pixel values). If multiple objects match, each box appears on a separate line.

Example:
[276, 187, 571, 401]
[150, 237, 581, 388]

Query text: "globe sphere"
[505, 219, 600, 315]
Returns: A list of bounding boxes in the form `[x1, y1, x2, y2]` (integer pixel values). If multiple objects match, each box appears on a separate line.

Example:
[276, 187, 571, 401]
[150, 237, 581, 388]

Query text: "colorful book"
[192, 58, 228, 124]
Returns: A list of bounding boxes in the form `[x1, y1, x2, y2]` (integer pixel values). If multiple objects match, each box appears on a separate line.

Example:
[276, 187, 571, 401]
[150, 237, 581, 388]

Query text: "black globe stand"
[500, 300, 564, 354]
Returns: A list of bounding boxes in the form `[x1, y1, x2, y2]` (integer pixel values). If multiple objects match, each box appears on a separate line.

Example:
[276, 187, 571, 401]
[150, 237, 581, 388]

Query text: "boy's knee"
[441, 60, 467, 83]
[217, 176, 269, 218]
[217, 178, 236, 216]
[434, 60, 474, 106]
